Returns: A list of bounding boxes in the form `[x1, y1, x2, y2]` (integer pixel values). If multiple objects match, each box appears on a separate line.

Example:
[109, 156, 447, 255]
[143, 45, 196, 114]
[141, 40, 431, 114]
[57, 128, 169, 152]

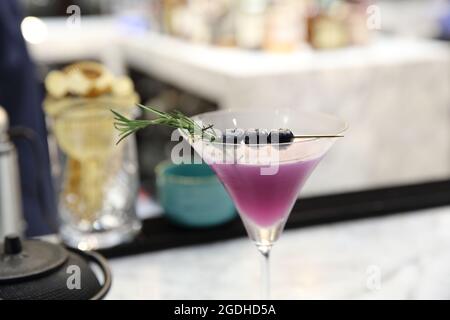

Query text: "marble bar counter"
[108, 206, 450, 300]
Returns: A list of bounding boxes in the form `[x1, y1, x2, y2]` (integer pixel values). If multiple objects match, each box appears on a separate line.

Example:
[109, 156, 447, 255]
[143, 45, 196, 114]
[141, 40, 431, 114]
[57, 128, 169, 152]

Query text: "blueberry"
[244, 129, 269, 145]
[268, 129, 294, 144]
[221, 128, 245, 144]
[222, 128, 294, 145]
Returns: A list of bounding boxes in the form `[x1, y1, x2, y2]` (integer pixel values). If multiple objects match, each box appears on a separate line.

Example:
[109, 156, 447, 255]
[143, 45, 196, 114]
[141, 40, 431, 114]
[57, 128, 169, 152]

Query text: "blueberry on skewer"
[221, 128, 245, 144]
[268, 129, 294, 144]
[221, 128, 343, 145]
[244, 129, 270, 145]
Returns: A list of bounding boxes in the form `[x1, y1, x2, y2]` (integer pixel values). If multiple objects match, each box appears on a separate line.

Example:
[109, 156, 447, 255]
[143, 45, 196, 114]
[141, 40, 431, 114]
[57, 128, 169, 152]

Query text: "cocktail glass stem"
[257, 245, 272, 300]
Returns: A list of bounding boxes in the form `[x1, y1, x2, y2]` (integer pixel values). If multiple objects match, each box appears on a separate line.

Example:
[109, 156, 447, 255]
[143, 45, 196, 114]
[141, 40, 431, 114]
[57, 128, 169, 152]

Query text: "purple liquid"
[211, 158, 320, 227]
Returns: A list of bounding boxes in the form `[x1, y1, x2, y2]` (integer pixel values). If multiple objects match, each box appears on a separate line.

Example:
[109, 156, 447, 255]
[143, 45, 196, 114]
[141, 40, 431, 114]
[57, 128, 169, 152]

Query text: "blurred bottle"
[307, 0, 349, 49]
[346, 0, 371, 45]
[209, 0, 236, 47]
[162, 0, 187, 35]
[235, 0, 268, 49]
[307, 0, 372, 49]
[0, 107, 24, 238]
[263, 0, 306, 52]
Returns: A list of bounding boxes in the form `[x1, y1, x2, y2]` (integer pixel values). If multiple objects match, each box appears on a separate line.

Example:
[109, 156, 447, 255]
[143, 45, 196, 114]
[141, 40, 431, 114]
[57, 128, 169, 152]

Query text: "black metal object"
[73, 248, 112, 300]
[0, 237, 68, 282]
[3, 234, 22, 255]
[99, 179, 450, 259]
[0, 237, 112, 300]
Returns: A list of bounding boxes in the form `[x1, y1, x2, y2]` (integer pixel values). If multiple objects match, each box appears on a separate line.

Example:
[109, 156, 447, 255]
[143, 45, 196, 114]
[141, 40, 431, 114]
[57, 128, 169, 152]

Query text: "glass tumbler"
[45, 96, 141, 250]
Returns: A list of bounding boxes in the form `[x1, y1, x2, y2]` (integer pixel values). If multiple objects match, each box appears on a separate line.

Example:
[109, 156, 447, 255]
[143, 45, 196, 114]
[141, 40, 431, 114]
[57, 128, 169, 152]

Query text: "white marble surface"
[108, 206, 450, 300]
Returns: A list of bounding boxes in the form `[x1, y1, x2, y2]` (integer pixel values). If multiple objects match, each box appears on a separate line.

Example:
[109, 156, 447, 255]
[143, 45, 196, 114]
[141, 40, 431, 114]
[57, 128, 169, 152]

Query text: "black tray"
[99, 179, 450, 258]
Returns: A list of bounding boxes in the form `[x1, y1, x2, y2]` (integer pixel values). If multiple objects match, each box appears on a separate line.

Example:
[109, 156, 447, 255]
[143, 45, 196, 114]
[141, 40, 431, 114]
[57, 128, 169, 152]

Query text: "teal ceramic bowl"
[156, 162, 236, 228]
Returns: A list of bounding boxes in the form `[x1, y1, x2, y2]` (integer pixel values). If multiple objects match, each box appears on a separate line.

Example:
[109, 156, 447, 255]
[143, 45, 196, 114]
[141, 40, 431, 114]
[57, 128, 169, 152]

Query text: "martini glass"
[181, 108, 347, 299]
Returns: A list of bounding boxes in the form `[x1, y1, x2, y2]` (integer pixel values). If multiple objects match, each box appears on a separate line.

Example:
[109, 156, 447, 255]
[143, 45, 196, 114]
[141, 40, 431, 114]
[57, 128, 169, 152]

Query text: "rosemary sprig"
[111, 104, 216, 144]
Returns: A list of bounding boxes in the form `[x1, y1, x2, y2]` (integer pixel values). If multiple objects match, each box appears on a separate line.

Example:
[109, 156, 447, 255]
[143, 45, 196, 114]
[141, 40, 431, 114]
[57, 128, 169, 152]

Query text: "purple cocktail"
[212, 158, 319, 227]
